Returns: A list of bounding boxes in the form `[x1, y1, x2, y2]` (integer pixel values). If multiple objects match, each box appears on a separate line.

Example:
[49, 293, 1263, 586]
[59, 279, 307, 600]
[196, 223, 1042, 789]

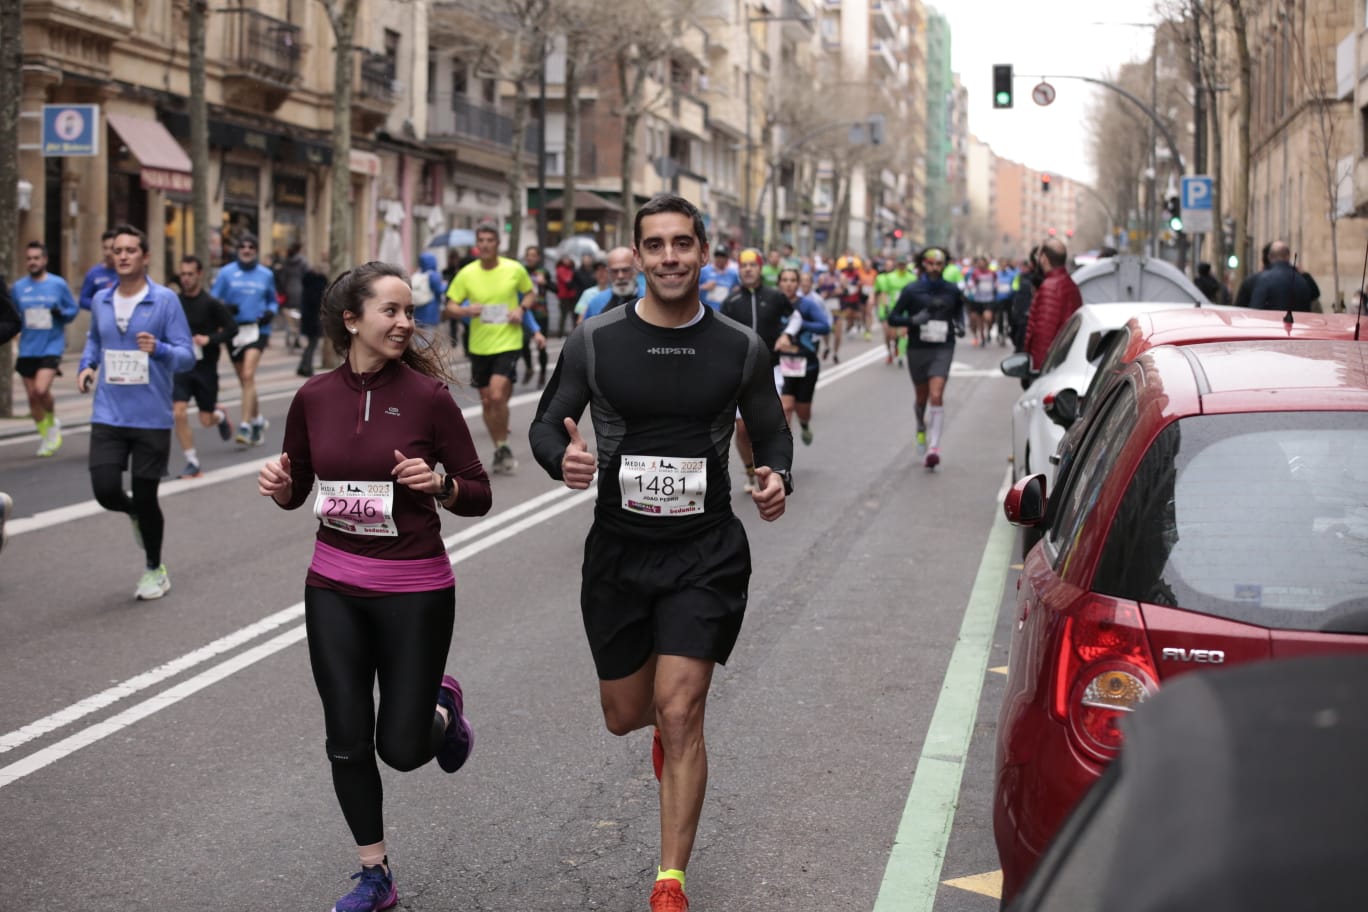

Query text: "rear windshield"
[1094, 412, 1368, 632]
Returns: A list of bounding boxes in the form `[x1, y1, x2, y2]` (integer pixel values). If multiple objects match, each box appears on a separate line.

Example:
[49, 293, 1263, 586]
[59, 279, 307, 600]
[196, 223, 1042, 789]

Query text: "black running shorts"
[907, 345, 955, 385]
[15, 356, 62, 378]
[173, 360, 218, 411]
[781, 365, 819, 404]
[89, 423, 171, 480]
[468, 350, 520, 388]
[229, 333, 269, 362]
[580, 516, 752, 680]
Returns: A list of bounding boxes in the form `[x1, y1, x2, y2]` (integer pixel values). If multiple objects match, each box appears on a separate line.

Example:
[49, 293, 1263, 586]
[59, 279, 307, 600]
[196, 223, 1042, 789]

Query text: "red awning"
[106, 112, 193, 193]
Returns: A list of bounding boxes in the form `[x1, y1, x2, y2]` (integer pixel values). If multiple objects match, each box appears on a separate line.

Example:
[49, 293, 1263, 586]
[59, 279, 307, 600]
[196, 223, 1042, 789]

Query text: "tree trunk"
[327, 0, 359, 280]
[831, 170, 850, 255]
[505, 32, 528, 257]
[561, 34, 581, 245]
[1228, 0, 1253, 286]
[0, 0, 22, 415]
[617, 48, 642, 242]
[189, 0, 211, 265]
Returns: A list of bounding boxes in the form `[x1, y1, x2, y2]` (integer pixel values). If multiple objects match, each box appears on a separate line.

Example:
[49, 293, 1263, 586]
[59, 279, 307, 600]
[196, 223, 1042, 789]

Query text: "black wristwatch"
[775, 469, 794, 496]
[438, 473, 456, 502]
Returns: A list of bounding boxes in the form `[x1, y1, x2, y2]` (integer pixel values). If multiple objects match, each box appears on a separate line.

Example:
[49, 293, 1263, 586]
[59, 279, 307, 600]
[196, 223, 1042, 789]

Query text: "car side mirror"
[1000, 352, 1034, 380]
[1004, 474, 1048, 526]
[1045, 388, 1080, 429]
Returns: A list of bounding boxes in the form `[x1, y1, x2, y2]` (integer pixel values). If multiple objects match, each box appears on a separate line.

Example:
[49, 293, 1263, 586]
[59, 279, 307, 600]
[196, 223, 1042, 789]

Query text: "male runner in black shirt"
[530, 194, 792, 912]
[171, 255, 237, 477]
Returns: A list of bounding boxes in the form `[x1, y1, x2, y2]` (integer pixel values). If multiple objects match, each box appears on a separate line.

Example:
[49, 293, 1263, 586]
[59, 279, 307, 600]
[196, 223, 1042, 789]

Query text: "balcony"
[669, 92, 708, 141]
[427, 95, 540, 171]
[869, 39, 897, 78]
[353, 50, 398, 134]
[870, 0, 897, 40]
[219, 8, 301, 113]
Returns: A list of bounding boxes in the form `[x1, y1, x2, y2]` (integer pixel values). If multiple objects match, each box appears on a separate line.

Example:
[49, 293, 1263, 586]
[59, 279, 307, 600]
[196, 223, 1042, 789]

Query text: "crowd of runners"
[4, 191, 1055, 912]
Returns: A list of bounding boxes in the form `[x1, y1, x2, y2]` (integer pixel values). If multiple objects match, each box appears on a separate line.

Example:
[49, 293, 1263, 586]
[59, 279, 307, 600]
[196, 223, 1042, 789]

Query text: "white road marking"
[0, 343, 884, 788]
[0, 486, 593, 788]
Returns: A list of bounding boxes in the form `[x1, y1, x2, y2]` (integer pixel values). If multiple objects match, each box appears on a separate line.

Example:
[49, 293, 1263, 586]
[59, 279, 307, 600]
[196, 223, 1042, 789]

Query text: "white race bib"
[193, 341, 204, 362]
[920, 320, 949, 344]
[232, 322, 260, 349]
[479, 303, 509, 324]
[779, 355, 809, 378]
[708, 285, 729, 303]
[24, 308, 53, 330]
[313, 480, 398, 537]
[619, 455, 707, 517]
[103, 349, 150, 385]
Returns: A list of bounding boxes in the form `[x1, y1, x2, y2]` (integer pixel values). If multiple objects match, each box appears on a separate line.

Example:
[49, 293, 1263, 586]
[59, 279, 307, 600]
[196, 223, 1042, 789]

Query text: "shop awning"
[544, 189, 623, 213]
[107, 112, 193, 193]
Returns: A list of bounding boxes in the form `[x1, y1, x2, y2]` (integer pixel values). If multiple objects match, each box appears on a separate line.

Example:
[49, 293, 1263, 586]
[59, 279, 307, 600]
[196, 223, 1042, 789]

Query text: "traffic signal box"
[993, 64, 1013, 109]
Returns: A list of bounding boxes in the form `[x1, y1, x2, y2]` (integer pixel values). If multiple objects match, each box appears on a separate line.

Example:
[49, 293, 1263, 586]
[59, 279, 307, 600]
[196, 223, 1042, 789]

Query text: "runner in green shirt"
[873, 254, 917, 366]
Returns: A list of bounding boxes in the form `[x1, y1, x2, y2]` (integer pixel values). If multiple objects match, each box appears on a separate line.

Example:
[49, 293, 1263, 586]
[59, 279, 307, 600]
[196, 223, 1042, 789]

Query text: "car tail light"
[1050, 597, 1158, 762]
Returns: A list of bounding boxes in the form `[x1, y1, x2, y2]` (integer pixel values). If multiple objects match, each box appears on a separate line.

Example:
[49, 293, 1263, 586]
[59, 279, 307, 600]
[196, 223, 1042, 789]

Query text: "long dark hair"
[320, 261, 457, 383]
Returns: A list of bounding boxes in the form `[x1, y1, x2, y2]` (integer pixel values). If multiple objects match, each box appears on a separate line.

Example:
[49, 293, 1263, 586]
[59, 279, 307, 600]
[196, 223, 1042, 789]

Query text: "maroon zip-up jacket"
[277, 358, 491, 591]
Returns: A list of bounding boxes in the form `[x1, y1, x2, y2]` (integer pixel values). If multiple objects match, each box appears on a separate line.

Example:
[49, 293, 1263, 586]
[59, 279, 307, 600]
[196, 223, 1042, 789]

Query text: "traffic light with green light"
[1165, 196, 1183, 232]
[993, 64, 1013, 109]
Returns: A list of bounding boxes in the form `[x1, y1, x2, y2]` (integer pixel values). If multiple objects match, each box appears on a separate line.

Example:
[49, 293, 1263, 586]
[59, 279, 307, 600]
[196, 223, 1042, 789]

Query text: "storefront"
[271, 172, 309, 257]
[221, 163, 261, 264]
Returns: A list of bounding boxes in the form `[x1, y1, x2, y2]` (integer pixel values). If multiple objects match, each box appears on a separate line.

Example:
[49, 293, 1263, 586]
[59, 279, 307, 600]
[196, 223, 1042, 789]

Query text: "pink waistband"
[310, 540, 455, 593]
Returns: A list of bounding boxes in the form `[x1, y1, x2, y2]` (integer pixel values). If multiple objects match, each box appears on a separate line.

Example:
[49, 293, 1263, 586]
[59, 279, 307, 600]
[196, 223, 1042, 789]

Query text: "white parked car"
[1002, 301, 1230, 486]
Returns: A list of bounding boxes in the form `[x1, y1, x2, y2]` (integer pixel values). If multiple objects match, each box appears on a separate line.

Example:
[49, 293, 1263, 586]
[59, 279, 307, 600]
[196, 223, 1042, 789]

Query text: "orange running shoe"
[649, 878, 689, 912]
[652, 727, 664, 781]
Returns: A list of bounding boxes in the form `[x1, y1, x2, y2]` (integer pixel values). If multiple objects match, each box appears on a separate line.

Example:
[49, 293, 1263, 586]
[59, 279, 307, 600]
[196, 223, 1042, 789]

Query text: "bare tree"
[189, 0, 211, 265]
[1288, 7, 1352, 311]
[0, 0, 21, 415]
[1085, 62, 1150, 251]
[609, 2, 692, 239]
[319, 0, 362, 280]
[1227, 0, 1253, 287]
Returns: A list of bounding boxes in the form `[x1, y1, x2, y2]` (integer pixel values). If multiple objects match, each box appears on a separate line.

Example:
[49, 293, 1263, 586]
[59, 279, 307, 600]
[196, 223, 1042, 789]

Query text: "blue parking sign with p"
[1181, 176, 1213, 210]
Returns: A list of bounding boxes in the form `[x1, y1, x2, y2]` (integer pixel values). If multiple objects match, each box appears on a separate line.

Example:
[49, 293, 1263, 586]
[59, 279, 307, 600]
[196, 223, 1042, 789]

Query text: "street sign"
[1031, 82, 1056, 107]
[1180, 175, 1214, 233]
[42, 104, 100, 157]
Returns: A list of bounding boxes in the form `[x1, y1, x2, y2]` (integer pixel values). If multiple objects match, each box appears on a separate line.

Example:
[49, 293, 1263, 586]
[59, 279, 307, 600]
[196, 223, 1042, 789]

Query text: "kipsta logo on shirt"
[385, 406, 401, 417]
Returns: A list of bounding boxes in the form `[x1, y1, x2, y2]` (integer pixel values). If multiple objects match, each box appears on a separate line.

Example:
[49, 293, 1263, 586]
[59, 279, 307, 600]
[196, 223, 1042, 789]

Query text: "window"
[1094, 412, 1368, 630]
[427, 51, 436, 104]
[451, 60, 468, 101]
[1047, 385, 1136, 569]
[482, 78, 496, 106]
[1038, 313, 1082, 375]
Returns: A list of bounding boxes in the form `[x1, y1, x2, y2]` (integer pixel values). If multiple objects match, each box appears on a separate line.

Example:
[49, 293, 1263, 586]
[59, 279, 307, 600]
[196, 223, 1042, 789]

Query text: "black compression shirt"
[720, 284, 794, 366]
[530, 302, 793, 540]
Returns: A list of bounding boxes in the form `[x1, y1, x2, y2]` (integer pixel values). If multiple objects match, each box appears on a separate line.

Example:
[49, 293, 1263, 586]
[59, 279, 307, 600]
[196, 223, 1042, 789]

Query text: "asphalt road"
[0, 332, 1025, 911]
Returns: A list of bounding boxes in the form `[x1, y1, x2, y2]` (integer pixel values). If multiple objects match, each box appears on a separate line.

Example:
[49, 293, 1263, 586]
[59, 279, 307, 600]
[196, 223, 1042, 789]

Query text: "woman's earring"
[348, 326, 358, 335]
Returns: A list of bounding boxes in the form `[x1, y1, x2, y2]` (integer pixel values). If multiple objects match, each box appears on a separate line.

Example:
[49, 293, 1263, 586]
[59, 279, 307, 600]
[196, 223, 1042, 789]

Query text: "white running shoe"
[134, 565, 171, 600]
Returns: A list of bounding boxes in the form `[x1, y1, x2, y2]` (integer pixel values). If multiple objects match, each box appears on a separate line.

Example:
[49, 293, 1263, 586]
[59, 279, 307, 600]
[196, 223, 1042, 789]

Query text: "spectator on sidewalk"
[1023, 238, 1082, 372]
[297, 256, 328, 377]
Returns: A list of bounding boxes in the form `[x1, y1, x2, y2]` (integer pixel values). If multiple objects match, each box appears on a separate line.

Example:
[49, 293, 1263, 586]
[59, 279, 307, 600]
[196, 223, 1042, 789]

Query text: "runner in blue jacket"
[77, 225, 195, 601]
[13, 241, 78, 456]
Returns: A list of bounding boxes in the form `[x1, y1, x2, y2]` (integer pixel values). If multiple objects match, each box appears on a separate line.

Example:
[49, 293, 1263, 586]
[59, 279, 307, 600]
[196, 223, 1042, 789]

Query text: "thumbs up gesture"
[259, 451, 294, 501]
[561, 417, 597, 489]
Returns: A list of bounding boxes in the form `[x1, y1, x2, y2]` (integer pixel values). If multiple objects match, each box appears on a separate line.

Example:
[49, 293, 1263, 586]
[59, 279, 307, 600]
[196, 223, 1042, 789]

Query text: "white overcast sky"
[937, 0, 1163, 185]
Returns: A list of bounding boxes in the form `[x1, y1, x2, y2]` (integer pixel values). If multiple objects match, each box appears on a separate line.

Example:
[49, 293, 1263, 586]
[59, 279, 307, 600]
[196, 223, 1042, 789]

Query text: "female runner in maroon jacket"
[257, 261, 491, 912]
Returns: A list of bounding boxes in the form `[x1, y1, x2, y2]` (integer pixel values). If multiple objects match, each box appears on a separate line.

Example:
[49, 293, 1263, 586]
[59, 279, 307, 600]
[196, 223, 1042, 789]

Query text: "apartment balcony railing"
[428, 95, 540, 152]
[352, 49, 397, 133]
[220, 7, 301, 111]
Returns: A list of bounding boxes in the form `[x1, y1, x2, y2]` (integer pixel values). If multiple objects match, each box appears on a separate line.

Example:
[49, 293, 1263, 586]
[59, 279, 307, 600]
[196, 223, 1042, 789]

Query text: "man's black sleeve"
[1233, 275, 1255, 309]
[0, 277, 19, 346]
[737, 334, 793, 473]
[529, 327, 592, 480]
[208, 297, 237, 346]
[1299, 273, 1320, 311]
[886, 284, 918, 327]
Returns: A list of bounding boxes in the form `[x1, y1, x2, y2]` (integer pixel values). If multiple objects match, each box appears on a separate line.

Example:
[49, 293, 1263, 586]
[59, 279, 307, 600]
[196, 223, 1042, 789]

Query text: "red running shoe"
[649, 878, 688, 912]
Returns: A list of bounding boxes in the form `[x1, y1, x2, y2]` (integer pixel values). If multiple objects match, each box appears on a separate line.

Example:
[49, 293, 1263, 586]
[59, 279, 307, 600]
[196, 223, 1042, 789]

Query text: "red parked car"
[995, 339, 1368, 903]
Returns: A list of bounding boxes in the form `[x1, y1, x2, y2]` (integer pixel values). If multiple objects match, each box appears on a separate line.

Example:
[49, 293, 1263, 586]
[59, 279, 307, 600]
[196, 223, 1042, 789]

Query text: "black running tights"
[304, 585, 455, 846]
[90, 468, 163, 568]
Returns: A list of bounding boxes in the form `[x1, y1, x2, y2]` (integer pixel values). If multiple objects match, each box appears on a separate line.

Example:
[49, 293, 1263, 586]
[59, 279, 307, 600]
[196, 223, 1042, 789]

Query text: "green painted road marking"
[873, 507, 1015, 911]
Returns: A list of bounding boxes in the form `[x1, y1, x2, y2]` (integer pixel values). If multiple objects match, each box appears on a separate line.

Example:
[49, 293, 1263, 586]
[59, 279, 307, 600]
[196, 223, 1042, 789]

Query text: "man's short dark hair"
[101, 229, 118, 242]
[25, 241, 45, 255]
[237, 232, 258, 249]
[633, 194, 708, 249]
[475, 221, 500, 241]
[181, 254, 204, 271]
[113, 224, 149, 253]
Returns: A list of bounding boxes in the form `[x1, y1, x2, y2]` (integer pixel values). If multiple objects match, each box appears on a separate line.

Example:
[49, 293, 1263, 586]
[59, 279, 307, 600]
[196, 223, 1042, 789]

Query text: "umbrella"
[426, 228, 477, 249]
[1010, 653, 1368, 912]
[551, 235, 604, 262]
